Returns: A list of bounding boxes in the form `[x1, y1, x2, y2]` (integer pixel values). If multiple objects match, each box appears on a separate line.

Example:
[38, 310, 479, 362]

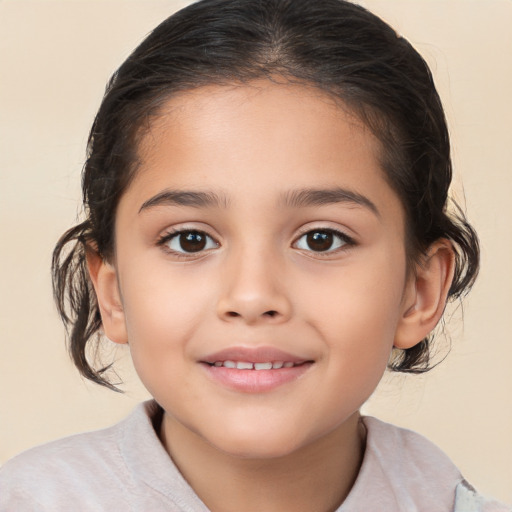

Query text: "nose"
[216, 247, 292, 325]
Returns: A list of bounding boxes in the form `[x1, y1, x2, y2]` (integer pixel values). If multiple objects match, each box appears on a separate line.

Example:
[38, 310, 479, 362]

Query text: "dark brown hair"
[52, 0, 479, 390]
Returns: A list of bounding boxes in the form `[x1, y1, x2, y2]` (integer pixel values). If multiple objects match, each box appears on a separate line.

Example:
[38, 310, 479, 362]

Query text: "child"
[0, 0, 508, 510]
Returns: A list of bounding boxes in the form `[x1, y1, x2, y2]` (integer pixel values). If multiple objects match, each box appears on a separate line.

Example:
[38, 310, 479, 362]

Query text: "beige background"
[0, 0, 511, 503]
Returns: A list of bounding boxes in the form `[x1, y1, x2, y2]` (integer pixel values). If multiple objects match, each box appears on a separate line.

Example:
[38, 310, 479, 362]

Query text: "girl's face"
[111, 82, 414, 458]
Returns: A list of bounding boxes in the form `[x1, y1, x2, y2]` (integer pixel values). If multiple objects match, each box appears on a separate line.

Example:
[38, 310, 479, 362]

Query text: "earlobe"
[394, 239, 455, 349]
[86, 247, 128, 345]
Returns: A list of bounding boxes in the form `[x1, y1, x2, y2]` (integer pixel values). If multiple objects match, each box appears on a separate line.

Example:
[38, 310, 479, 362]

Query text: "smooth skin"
[88, 81, 455, 512]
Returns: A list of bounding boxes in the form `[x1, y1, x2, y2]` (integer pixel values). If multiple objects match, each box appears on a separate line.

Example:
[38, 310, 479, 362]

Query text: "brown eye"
[306, 231, 334, 251]
[180, 232, 207, 252]
[295, 229, 351, 253]
[165, 230, 218, 253]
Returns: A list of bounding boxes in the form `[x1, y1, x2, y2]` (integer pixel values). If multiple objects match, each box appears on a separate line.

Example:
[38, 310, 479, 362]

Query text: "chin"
[206, 424, 312, 460]
[218, 439, 302, 460]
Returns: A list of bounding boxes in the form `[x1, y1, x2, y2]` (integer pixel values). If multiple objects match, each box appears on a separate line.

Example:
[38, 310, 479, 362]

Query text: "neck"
[160, 412, 366, 512]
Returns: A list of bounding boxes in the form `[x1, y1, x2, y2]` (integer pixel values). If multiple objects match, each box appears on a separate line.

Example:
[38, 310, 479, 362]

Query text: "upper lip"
[201, 346, 310, 364]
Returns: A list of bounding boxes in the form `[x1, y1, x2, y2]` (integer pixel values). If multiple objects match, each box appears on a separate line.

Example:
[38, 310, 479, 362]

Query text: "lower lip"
[201, 363, 313, 393]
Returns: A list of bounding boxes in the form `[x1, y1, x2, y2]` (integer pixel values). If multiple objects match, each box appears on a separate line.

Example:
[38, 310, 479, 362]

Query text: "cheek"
[299, 259, 405, 417]
[298, 247, 407, 359]
[118, 261, 214, 372]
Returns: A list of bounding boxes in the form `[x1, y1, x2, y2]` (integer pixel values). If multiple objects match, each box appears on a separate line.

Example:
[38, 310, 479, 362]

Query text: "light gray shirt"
[0, 401, 508, 511]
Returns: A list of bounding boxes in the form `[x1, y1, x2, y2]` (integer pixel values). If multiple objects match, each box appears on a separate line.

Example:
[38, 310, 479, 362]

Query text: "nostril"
[221, 309, 283, 321]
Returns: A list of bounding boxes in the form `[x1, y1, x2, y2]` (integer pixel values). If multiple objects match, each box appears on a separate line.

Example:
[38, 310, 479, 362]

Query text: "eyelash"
[156, 228, 219, 259]
[292, 228, 355, 256]
[156, 227, 356, 258]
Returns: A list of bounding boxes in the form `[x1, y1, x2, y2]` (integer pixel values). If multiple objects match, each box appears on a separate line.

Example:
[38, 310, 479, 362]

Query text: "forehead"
[140, 81, 378, 159]
[123, 81, 402, 221]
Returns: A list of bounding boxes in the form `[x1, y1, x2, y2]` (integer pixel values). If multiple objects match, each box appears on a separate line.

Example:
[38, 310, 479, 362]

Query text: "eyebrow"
[138, 186, 379, 216]
[281, 187, 380, 216]
[139, 189, 229, 213]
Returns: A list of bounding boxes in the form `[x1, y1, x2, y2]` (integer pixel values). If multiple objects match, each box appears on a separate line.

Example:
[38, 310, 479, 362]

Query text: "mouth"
[207, 360, 306, 370]
[200, 347, 314, 393]
[202, 346, 310, 365]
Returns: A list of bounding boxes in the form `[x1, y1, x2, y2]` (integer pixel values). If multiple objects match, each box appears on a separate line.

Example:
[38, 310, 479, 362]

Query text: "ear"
[394, 239, 455, 349]
[86, 247, 128, 345]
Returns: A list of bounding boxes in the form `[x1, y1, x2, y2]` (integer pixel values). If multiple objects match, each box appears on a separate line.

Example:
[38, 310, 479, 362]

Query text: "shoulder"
[363, 416, 463, 504]
[454, 481, 511, 512]
[1, 421, 120, 472]
[340, 416, 511, 512]
[0, 402, 152, 510]
[361, 415, 460, 474]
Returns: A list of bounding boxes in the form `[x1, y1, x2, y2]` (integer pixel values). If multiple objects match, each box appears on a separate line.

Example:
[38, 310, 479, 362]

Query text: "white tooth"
[214, 361, 223, 367]
[254, 362, 272, 370]
[236, 361, 254, 370]
[272, 361, 284, 369]
[223, 360, 236, 368]
[283, 362, 294, 368]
